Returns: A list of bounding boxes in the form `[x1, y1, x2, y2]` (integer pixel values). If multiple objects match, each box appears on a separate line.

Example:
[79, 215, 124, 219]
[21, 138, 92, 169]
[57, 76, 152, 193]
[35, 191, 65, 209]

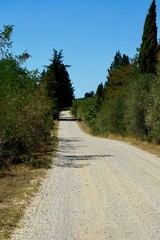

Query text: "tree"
[96, 83, 104, 99]
[42, 49, 74, 118]
[139, 0, 158, 74]
[0, 25, 53, 165]
[0, 25, 13, 59]
[84, 91, 94, 98]
[121, 54, 130, 67]
[124, 74, 154, 139]
[104, 51, 131, 100]
[107, 51, 130, 85]
[107, 51, 130, 77]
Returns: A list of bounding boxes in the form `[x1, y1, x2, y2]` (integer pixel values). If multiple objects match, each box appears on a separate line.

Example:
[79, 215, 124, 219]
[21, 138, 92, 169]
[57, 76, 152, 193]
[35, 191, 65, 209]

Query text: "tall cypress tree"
[139, 0, 157, 74]
[42, 49, 74, 118]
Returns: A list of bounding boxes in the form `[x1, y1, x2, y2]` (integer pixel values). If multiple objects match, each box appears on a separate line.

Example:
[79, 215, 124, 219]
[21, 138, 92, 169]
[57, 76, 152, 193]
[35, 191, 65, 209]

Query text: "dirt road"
[12, 111, 160, 239]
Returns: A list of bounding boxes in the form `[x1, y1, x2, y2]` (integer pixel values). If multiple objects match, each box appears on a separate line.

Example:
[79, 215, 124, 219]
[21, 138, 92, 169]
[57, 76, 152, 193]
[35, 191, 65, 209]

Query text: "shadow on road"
[54, 133, 114, 168]
[59, 118, 77, 121]
[56, 112, 113, 168]
[54, 161, 89, 169]
[54, 152, 113, 169]
[58, 113, 77, 122]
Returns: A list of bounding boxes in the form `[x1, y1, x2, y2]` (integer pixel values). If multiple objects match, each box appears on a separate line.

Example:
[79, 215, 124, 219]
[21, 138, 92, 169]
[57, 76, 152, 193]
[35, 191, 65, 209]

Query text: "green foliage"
[93, 96, 125, 136]
[96, 83, 104, 99]
[124, 74, 154, 139]
[146, 76, 160, 143]
[72, 52, 134, 137]
[139, 0, 158, 74]
[105, 52, 132, 101]
[84, 91, 94, 98]
[104, 65, 134, 103]
[72, 63, 159, 142]
[0, 25, 14, 58]
[71, 2, 160, 145]
[42, 49, 74, 118]
[107, 51, 130, 79]
[0, 26, 53, 166]
[72, 94, 126, 136]
[72, 96, 101, 133]
[0, 57, 53, 164]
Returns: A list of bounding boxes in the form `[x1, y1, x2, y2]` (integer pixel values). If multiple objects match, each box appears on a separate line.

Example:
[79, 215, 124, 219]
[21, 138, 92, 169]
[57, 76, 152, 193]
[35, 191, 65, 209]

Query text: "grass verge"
[0, 122, 59, 240]
[77, 120, 92, 135]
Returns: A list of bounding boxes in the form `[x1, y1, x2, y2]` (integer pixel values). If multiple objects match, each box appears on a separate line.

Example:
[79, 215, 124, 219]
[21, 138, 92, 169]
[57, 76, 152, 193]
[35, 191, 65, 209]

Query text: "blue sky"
[1, 0, 160, 98]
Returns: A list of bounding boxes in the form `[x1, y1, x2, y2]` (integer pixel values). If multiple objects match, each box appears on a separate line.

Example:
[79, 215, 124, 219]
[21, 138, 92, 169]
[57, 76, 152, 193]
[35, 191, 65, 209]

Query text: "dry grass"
[0, 122, 59, 240]
[0, 165, 45, 239]
[77, 121, 92, 135]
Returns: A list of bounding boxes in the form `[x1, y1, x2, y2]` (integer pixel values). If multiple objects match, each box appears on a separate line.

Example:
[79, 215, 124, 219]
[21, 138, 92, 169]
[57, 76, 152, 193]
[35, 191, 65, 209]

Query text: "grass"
[0, 122, 59, 240]
[77, 120, 92, 135]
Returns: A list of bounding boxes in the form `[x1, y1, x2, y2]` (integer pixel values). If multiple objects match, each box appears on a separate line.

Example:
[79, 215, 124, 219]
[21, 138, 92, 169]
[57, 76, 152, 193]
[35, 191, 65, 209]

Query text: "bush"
[72, 96, 101, 133]
[124, 74, 154, 139]
[146, 76, 160, 143]
[0, 57, 53, 165]
[94, 95, 126, 136]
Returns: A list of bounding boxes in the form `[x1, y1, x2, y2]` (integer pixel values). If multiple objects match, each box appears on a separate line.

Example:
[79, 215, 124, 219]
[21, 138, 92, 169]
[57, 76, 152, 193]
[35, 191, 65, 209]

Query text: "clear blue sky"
[1, 0, 160, 98]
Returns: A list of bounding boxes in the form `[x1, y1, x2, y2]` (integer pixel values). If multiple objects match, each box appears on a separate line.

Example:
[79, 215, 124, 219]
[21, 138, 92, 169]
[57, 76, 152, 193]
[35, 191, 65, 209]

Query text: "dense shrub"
[72, 0, 159, 144]
[146, 77, 160, 143]
[72, 73, 157, 142]
[0, 57, 53, 165]
[96, 96, 126, 136]
[72, 96, 100, 133]
[124, 74, 154, 139]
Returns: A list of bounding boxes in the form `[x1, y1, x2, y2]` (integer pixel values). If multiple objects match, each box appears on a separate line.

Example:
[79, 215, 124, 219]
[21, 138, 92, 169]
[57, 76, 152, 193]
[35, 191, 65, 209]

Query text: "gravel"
[11, 111, 160, 240]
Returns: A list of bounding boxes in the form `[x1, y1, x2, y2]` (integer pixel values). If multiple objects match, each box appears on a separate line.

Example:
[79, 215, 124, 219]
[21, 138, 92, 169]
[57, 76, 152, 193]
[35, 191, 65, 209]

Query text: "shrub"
[146, 76, 160, 143]
[94, 95, 126, 136]
[124, 74, 154, 139]
[72, 96, 101, 133]
[0, 57, 53, 165]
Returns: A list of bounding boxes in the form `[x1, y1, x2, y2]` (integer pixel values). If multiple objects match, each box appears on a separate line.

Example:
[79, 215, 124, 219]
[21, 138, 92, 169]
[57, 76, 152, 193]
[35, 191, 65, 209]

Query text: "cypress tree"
[107, 51, 130, 78]
[108, 51, 122, 75]
[96, 83, 104, 99]
[139, 0, 158, 74]
[42, 49, 74, 118]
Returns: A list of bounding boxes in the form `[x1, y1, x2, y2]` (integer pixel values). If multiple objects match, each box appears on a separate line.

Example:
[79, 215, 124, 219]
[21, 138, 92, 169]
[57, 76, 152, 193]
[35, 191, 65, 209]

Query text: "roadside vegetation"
[72, 0, 160, 149]
[0, 25, 74, 239]
[0, 26, 74, 167]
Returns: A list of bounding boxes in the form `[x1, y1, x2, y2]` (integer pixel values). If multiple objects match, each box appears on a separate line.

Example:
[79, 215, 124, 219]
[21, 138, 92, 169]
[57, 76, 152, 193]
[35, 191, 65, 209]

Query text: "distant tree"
[107, 51, 130, 80]
[108, 51, 130, 76]
[121, 54, 130, 67]
[84, 91, 94, 98]
[96, 83, 104, 99]
[139, 0, 158, 74]
[41, 69, 46, 78]
[42, 49, 74, 118]
[108, 51, 122, 75]
[104, 51, 131, 100]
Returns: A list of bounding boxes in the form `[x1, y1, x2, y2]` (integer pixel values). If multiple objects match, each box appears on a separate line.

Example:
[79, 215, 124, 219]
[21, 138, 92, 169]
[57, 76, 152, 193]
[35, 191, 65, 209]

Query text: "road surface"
[12, 111, 160, 239]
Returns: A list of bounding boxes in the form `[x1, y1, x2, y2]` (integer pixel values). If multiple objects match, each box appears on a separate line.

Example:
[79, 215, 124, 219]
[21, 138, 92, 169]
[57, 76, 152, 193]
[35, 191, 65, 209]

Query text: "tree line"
[0, 26, 74, 167]
[72, 0, 160, 143]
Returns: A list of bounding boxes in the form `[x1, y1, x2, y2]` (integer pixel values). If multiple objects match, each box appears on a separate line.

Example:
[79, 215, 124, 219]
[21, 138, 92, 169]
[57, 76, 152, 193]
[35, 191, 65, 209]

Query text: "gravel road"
[11, 111, 160, 240]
